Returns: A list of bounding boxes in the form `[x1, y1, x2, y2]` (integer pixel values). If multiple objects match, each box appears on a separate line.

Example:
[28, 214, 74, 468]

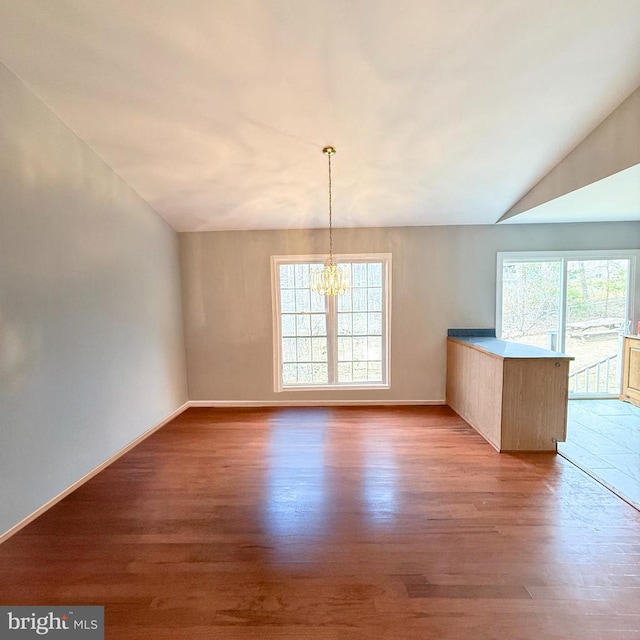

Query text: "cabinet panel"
[628, 349, 640, 391]
[621, 337, 640, 407]
[501, 359, 569, 451]
[446, 340, 502, 449]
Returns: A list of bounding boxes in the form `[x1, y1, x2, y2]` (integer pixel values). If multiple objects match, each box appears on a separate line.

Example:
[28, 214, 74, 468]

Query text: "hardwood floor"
[1, 406, 640, 639]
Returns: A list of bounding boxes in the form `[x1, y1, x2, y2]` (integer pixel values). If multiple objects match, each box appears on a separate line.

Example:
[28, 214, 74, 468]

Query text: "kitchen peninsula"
[446, 330, 574, 452]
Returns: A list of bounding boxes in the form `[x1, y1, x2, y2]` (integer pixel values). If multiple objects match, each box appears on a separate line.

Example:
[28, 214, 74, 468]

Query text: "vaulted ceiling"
[1, 1, 639, 231]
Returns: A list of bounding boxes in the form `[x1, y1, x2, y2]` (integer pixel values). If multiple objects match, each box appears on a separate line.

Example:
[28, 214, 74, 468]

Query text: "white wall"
[0, 63, 188, 536]
[180, 223, 640, 403]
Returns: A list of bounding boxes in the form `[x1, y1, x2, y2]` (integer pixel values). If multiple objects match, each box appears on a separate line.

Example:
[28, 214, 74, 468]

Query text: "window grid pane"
[296, 338, 311, 362]
[297, 363, 312, 384]
[281, 289, 295, 313]
[283, 363, 297, 384]
[368, 312, 382, 335]
[311, 337, 327, 362]
[296, 314, 311, 336]
[280, 264, 295, 289]
[294, 264, 310, 288]
[352, 288, 367, 311]
[368, 288, 382, 311]
[338, 313, 352, 336]
[312, 363, 328, 384]
[282, 314, 296, 336]
[295, 289, 310, 313]
[368, 263, 382, 286]
[338, 362, 352, 382]
[353, 312, 367, 334]
[282, 337, 297, 362]
[337, 337, 352, 362]
[311, 314, 327, 336]
[351, 263, 367, 287]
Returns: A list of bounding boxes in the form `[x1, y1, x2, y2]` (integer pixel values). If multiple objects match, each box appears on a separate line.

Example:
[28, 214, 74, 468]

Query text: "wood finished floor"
[559, 399, 640, 509]
[1, 406, 640, 639]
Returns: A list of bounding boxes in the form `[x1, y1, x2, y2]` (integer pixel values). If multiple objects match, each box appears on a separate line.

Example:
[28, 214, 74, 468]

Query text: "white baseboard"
[0, 401, 190, 545]
[188, 399, 446, 407]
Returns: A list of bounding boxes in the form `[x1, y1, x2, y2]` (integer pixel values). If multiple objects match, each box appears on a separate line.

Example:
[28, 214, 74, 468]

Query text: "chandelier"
[311, 146, 349, 296]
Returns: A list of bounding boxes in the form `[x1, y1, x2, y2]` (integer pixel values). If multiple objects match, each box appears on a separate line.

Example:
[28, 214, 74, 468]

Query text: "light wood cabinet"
[620, 336, 640, 408]
[446, 337, 573, 452]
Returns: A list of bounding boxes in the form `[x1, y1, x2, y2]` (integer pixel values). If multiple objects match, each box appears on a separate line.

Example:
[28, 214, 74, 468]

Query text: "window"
[497, 250, 639, 398]
[271, 254, 391, 390]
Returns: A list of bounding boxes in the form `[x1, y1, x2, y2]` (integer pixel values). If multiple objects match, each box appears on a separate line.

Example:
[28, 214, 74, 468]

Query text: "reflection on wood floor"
[559, 399, 640, 510]
[1, 405, 640, 639]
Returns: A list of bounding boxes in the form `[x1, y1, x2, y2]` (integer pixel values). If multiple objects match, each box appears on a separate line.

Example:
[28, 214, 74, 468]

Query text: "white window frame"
[271, 253, 392, 392]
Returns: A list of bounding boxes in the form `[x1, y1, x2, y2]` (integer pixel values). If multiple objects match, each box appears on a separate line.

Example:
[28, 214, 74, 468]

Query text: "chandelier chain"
[328, 151, 333, 261]
[312, 146, 347, 296]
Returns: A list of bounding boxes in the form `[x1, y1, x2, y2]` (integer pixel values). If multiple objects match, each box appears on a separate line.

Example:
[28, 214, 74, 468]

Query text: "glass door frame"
[496, 249, 640, 397]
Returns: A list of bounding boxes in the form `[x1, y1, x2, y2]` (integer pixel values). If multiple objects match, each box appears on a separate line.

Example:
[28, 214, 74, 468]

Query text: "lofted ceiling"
[0, 0, 639, 231]
[501, 165, 640, 225]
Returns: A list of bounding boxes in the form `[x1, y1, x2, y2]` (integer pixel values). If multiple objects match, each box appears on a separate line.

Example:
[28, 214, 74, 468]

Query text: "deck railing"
[569, 353, 618, 395]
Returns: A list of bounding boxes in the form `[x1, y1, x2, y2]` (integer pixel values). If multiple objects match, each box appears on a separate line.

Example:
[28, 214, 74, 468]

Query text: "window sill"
[278, 383, 390, 392]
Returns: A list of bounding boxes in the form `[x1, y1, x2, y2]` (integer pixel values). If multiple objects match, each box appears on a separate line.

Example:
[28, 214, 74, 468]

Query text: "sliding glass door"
[498, 252, 637, 398]
[565, 259, 629, 396]
[500, 259, 563, 351]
